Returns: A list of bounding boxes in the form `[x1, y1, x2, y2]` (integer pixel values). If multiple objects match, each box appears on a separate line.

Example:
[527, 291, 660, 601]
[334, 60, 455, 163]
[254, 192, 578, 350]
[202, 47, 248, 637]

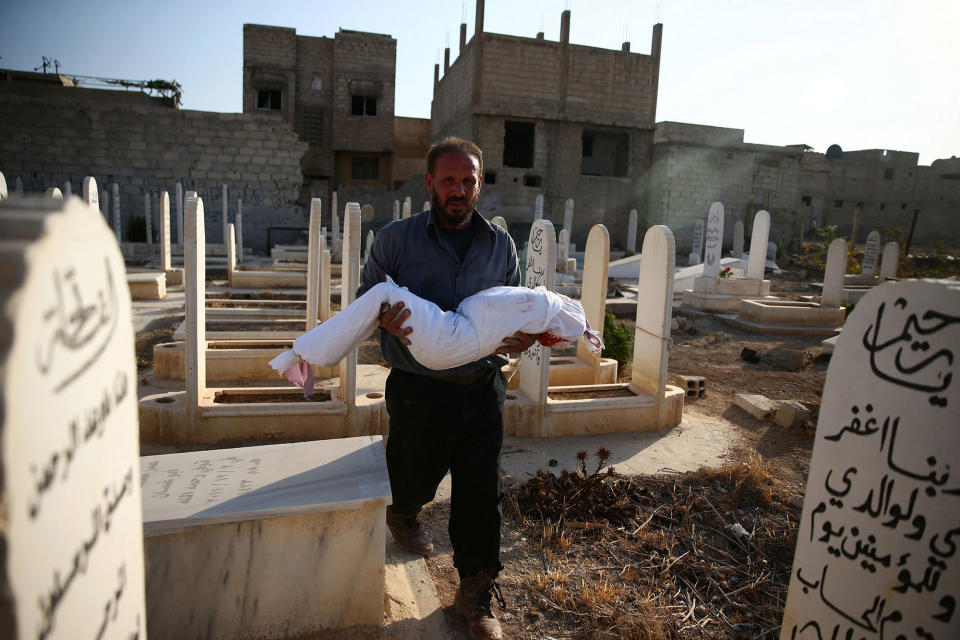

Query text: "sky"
[2, 0, 958, 165]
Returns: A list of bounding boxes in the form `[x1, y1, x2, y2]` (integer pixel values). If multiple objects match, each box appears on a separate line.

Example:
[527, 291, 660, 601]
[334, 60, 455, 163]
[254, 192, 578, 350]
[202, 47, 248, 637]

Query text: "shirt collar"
[424, 207, 497, 241]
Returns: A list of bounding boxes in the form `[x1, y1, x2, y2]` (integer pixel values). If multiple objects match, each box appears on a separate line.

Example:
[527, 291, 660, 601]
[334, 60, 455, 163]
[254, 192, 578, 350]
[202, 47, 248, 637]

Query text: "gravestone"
[747, 210, 771, 280]
[702, 202, 724, 280]
[627, 209, 638, 253]
[557, 228, 569, 270]
[360, 204, 374, 223]
[63, 180, 72, 196]
[331, 196, 341, 259]
[422, 200, 430, 213]
[226, 223, 237, 285]
[320, 244, 331, 322]
[821, 238, 847, 308]
[862, 230, 881, 276]
[175, 182, 184, 245]
[235, 200, 243, 264]
[633, 225, 676, 426]
[365, 230, 375, 260]
[780, 279, 960, 640]
[221, 184, 229, 246]
[46, 187, 63, 199]
[534, 194, 544, 221]
[518, 219, 556, 427]
[491, 216, 508, 232]
[689, 219, 704, 265]
[340, 203, 362, 405]
[563, 198, 574, 236]
[184, 192, 206, 429]
[880, 242, 899, 282]
[393, 200, 400, 221]
[403, 196, 412, 219]
[144, 192, 153, 246]
[112, 183, 121, 241]
[578, 224, 610, 381]
[732, 220, 744, 258]
[1, 171, 8, 200]
[0, 196, 147, 640]
[159, 191, 172, 273]
[306, 198, 322, 332]
[82, 176, 99, 210]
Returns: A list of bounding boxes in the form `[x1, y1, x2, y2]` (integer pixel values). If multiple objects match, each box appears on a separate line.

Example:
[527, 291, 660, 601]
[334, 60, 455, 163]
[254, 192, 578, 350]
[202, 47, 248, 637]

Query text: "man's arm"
[358, 228, 413, 345]
[494, 230, 536, 354]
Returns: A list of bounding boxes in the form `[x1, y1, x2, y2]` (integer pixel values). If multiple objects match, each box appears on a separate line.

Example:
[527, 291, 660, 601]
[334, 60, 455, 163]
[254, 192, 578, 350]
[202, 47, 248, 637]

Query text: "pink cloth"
[284, 359, 315, 398]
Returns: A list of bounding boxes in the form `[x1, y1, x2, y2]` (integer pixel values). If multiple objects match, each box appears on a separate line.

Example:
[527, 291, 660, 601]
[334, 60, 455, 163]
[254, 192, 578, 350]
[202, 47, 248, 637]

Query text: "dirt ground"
[420, 273, 825, 639]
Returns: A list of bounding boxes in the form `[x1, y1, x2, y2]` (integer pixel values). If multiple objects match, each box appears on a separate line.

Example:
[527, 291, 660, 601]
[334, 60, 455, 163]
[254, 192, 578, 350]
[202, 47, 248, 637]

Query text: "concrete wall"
[392, 116, 430, 185]
[0, 92, 307, 252]
[331, 30, 396, 155]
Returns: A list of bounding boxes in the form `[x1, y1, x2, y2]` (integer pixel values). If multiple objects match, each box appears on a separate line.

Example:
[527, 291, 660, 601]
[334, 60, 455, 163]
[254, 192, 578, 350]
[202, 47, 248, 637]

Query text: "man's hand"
[379, 302, 412, 345]
[494, 331, 537, 355]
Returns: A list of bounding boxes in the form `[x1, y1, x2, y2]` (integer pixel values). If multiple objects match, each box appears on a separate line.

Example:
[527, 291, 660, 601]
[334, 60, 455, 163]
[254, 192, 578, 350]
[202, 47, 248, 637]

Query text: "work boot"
[455, 570, 505, 640]
[386, 506, 434, 556]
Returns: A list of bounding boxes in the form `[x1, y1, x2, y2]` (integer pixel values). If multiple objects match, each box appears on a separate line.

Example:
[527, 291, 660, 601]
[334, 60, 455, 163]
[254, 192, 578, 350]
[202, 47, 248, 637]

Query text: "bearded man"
[358, 137, 534, 640]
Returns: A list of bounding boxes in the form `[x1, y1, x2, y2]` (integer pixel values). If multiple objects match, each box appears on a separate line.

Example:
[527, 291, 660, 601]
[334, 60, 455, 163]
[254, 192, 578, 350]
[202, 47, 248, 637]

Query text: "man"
[358, 137, 533, 640]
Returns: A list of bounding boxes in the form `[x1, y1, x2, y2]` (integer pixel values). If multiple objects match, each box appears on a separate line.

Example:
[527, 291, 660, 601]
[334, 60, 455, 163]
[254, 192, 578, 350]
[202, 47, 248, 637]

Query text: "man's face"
[425, 151, 482, 230]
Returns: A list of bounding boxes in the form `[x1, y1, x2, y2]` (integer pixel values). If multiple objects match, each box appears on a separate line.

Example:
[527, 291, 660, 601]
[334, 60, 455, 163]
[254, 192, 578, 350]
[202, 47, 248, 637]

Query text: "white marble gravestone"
[0, 171, 8, 200]
[221, 184, 229, 246]
[689, 219, 704, 265]
[144, 191, 153, 246]
[141, 436, 391, 639]
[365, 229, 375, 261]
[491, 216, 508, 232]
[518, 219, 556, 422]
[732, 220, 745, 259]
[780, 279, 960, 640]
[159, 191, 172, 273]
[821, 238, 847, 308]
[534, 194, 544, 221]
[627, 208, 638, 253]
[320, 243, 332, 323]
[702, 202, 724, 280]
[880, 242, 899, 282]
[340, 203, 362, 405]
[175, 182, 184, 245]
[747, 210, 771, 280]
[184, 192, 206, 429]
[0, 196, 147, 640]
[331, 195, 341, 259]
[393, 199, 400, 221]
[46, 187, 63, 199]
[112, 182, 121, 241]
[226, 223, 237, 283]
[236, 199, 243, 263]
[403, 196, 412, 219]
[578, 224, 610, 381]
[633, 225, 676, 426]
[82, 176, 98, 210]
[862, 230, 881, 277]
[563, 198, 574, 236]
[306, 198, 323, 332]
[557, 228, 570, 270]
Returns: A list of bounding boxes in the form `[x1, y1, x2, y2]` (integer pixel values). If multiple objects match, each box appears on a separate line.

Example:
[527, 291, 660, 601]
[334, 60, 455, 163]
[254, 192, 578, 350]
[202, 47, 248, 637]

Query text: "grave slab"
[127, 270, 167, 300]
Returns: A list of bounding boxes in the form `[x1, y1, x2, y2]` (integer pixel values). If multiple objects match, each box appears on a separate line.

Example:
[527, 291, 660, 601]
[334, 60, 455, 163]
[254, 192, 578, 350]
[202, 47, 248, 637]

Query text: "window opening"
[503, 121, 534, 168]
[581, 130, 628, 177]
[255, 89, 282, 111]
[351, 95, 378, 117]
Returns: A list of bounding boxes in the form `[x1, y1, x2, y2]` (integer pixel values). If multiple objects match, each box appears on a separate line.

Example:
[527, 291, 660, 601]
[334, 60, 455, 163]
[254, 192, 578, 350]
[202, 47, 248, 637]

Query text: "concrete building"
[430, 2, 662, 247]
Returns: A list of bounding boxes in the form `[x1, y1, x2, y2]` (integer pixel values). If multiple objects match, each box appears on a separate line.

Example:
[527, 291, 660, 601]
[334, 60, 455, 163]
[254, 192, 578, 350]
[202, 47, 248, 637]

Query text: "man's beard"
[430, 190, 478, 229]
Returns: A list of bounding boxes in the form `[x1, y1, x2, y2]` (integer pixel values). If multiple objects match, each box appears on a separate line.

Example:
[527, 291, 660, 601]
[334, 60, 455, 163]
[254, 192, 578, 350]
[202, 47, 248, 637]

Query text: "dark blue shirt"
[358, 208, 521, 377]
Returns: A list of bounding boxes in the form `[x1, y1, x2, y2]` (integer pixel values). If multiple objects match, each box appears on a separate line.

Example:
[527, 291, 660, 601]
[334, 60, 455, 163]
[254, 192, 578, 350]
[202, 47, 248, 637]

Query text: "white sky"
[2, 0, 958, 165]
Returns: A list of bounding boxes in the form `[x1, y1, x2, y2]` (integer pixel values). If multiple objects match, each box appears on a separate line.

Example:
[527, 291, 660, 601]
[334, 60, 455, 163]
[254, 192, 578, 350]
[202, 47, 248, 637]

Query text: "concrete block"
[675, 374, 705, 399]
[775, 401, 811, 428]
[734, 393, 777, 420]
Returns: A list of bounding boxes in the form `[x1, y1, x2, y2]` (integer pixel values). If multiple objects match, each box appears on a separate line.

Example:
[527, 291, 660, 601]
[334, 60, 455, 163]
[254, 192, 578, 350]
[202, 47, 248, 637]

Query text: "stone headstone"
[780, 279, 960, 640]
[880, 242, 899, 282]
[518, 219, 556, 423]
[365, 230, 375, 260]
[403, 196, 412, 219]
[235, 200, 243, 264]
[184, 192, 206, 428]
[393, 200, 400, 221]
[747, 210, 771, 280]
[862, 230, 881, 276]
[632, 225, 675, 426]
[732, 220, 745, 258]
[144, 192, 153, 246]
[226, 222, 237, 285]
[360, 204, 374, 223]
[159, 191, 172, 273]
[702, 202, 724, 280]
[306, 198, 322, 332]
[221, 184, 229, 245]
[175, 182, 184, 245]
[63, 180, 72, 197]
[340, 203, 362, 404]
[491, 216, 508, 232]
[320, 244, 331, 323]
[690, 219, 704, 265]
[557, 229, 569, 269]
[1, 171, 8, 200]
[534, 194, 544, 221]
[821, 238, 847, 308]
[0, 196, 147, 640]
[112, 183, 121, 241]
[331, 199, 341, 259]
[578, 224, 610, 379]
[422, 200, 430, 213]
[563, 199, 574, 236]
[82, 176, 98, 210]
[626, 209, 638, 253]
[46, 187, 63, 199]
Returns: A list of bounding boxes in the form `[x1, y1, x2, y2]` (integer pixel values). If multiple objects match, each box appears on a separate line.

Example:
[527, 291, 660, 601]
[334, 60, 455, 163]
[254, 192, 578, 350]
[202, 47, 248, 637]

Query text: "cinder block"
[675, 374, 705, 399]
[734, 393, 777, 420]
[775, 401, 811, 428]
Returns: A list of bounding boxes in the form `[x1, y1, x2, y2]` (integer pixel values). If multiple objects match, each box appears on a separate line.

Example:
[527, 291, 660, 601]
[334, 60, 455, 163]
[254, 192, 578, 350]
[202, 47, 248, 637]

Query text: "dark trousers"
[385, 367, 506, 578]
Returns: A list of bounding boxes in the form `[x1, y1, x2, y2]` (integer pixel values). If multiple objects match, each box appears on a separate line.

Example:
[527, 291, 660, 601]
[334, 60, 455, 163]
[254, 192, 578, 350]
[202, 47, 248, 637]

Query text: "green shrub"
[601, 312, 633, 369]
